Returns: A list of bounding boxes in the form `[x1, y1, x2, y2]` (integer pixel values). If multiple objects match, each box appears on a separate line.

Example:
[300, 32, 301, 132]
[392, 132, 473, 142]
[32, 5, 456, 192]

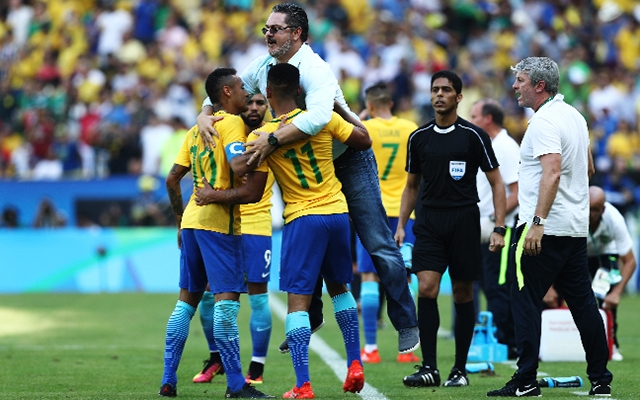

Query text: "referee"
[396, 70, 506, 388]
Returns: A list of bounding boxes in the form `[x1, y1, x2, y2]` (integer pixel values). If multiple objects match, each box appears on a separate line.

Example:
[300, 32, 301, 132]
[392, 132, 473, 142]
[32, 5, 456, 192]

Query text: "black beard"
[242, 114, 262, 129]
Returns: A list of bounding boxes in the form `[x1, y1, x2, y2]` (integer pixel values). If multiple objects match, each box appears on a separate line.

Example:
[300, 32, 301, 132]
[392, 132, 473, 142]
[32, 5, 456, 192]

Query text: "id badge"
[592, 267, 611, 299]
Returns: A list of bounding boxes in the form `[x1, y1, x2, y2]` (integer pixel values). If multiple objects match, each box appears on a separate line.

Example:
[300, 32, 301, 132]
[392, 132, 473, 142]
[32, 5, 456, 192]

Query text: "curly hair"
[511, 57, 559, 96]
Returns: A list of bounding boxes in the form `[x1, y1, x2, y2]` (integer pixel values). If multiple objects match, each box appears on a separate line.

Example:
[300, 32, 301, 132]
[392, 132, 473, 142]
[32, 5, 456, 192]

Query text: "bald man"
[586, 186, 636, 361]
[544, 186, 636, 361]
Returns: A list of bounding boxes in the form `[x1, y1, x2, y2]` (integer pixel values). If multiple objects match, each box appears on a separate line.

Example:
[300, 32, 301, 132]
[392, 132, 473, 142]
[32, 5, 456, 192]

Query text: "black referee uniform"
[408, 117, 499, 280]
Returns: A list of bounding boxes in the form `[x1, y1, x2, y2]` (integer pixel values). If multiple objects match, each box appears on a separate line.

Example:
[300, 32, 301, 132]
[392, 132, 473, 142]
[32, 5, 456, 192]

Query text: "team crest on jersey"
[449, 161, 466, 180]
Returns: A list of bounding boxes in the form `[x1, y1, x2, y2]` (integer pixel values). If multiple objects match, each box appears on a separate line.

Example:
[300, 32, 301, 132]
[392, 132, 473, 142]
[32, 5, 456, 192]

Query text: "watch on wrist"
[532, 215, 547, 226]
[493, 226, 507, 236]
[268, 133, 279, 147]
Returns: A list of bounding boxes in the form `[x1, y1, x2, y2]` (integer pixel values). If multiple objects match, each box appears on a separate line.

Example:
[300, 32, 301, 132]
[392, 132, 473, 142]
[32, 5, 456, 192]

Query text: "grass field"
[0, 292, 637, 399]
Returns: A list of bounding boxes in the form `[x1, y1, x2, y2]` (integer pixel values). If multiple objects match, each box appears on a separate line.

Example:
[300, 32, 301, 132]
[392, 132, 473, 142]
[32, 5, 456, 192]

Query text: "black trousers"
[478, 242, 516, 350]
[511, 229, 612, 384]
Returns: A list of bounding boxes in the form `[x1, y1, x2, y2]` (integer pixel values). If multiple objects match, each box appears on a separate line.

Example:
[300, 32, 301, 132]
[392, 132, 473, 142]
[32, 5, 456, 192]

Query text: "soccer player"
[396, 70, 506, 389]
[192, 94, 276, 385]
[205, 63, 370, 398]
[356, 83, 420, 365]
[159, 68, 273, 399]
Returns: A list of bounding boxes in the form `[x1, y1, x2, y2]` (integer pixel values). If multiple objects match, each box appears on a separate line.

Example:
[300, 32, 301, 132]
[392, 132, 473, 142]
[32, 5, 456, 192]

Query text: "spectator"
[1, 205, 20, 228]
[156, 10, 188, 56]
[33, 198, 66, 227]
[133, 0, 158, 45]
[94, 0, 133, 59]
[0, 0, 636, 183]
[607, 120, 640, 163]
[140, 112, 173, 176]
[32, 143, 63, 180]
[158, 116, 188, 178]
[6, 0, 33, 47]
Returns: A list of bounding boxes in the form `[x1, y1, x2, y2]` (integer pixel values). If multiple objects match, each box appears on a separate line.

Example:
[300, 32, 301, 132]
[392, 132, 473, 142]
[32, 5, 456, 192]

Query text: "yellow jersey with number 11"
[247, 109, 352, 224]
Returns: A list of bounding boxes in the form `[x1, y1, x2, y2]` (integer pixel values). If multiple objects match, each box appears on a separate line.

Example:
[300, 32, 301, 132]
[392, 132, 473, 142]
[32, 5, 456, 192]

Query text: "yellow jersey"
[240, 169, 275, 236]
[363, 116, 418, 217]
[248, 109, 352, 224]
[174, 111, 246, 234]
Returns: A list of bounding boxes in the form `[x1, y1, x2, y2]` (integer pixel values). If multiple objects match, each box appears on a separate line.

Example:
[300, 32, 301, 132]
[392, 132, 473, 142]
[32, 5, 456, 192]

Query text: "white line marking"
[269, 294, 390, 400]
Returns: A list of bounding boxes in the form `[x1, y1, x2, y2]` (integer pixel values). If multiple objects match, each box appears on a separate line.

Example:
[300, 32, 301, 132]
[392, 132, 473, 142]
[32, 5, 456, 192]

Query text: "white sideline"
[269, 293, 390, 400]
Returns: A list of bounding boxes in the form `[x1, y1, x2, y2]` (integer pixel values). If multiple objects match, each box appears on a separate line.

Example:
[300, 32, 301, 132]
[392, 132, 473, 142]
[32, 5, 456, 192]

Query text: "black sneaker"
[589, 382, 611, 396]
[158, 383, 177, 397]
[487, 374, 540, 397]
[403, 365, 441, 387]
[443, 367, 469, 387]
[225, 383, 275, 398]
[278, 319, 325, 354]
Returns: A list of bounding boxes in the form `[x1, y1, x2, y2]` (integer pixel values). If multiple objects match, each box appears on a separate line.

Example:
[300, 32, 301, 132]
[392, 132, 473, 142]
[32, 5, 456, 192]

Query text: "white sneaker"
[611, 345, 623, 361]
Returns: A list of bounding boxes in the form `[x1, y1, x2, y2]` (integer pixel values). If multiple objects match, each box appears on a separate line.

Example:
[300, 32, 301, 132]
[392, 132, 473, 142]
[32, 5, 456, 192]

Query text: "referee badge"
[449, 161, 466, 180]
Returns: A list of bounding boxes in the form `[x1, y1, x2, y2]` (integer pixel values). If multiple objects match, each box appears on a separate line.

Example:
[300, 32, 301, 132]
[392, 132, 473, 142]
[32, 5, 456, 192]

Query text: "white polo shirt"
[518, 94, 590, 237]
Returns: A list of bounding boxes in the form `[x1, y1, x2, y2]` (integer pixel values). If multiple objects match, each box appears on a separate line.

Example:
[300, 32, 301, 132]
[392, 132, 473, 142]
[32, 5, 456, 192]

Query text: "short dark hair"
[480, 99, 504, 127]
[272, 3, 309, 43]
[364, 83, 392, 107]
[431, 70, 462, 95]
[267, 63, 300, 99]
[205, 67, 237, 104]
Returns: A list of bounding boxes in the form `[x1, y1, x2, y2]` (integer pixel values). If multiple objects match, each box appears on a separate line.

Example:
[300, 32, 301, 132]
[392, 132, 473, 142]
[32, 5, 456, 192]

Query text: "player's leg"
[356, 236, 381, 363]
[198, 230, 272, 397]
[322, 213, 364, 393]
[278, 276, 324, 354]
[244, 234, 273, 383]
[279, 216, 328, 398]
[334, 148, 418, 352]
[192, 285, 225, 383]
[160, 229, 207, 396]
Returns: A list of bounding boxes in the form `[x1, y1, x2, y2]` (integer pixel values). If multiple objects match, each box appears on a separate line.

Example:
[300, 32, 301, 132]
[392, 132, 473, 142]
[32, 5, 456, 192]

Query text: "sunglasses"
[261, 25, 297, 35]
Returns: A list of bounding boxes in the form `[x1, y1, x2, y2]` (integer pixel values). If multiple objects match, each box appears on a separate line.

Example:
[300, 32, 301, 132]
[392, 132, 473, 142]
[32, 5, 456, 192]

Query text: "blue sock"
[332, 292, 361, 365]
[214, 300, 245, 392]
[162, 300, 196, 385]
[409, 278, 418, 301]
[199, 291, 218, 353]
[360, 281, 379, 347]
[249, 293, 272, 359]
[286, 311, 311, 387]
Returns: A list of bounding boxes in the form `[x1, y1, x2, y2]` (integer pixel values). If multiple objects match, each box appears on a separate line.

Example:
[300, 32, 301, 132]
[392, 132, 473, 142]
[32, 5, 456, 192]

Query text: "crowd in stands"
[0, 0, 639, 223]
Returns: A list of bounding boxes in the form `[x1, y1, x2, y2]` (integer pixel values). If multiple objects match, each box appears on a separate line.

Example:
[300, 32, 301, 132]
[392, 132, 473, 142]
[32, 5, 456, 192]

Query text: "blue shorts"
[243, 234, 272, 283]
[180, 229, 247, 295]
[280, 214, 353, 294]
[357, 217, 415, 273]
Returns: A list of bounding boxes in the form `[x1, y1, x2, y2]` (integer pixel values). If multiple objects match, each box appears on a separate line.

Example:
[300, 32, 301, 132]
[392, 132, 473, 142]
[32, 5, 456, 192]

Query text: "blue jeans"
[335, 148, 418, 331]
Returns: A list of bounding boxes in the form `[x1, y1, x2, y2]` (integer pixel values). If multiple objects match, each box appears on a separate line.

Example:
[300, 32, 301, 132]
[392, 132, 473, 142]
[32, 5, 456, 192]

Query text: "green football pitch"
[0, 292, 637, 399]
